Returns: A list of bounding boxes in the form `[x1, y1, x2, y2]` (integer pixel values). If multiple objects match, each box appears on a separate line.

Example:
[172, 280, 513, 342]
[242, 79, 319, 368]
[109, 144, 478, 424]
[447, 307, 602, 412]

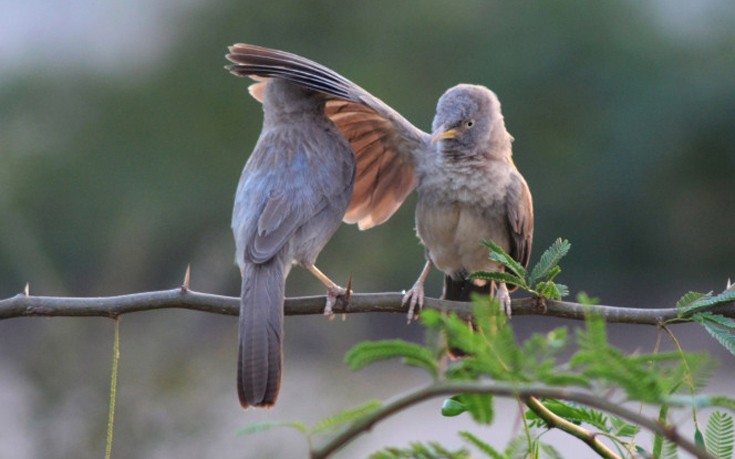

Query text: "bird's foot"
[402, 283, 425, 324]
[324, 285, 348, 319]
[496, 284, 512, 319]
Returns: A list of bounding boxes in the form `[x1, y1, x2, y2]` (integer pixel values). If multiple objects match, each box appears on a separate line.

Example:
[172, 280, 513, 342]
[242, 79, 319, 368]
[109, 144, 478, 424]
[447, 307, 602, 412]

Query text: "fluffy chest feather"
[414, 157, 513, 276]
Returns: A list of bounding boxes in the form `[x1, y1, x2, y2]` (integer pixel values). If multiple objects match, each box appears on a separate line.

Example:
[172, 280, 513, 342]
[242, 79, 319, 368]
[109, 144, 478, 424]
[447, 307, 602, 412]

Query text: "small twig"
[523, 395, 620, 459]
[1, 288, 733, 323]
[309, 381, 714, 459]
[105, 318, 121, 459]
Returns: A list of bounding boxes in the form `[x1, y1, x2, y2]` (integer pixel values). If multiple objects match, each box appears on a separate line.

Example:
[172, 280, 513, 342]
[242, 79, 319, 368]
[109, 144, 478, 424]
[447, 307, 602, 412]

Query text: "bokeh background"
[1, 1, 734, 457]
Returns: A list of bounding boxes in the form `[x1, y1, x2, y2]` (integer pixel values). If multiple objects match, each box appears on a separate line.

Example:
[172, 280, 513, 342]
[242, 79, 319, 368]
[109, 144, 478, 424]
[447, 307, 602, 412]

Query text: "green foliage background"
[0, 1, 734, 457]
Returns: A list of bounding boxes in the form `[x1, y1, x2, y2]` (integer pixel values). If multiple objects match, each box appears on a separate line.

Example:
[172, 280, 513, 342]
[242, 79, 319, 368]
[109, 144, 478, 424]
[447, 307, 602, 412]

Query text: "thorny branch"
[1, 287, 733, 323]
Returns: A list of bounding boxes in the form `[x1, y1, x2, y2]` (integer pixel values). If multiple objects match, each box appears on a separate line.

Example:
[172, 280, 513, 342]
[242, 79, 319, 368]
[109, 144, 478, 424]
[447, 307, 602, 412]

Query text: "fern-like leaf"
[468, 270, 526, 289]
[529, 238, 571, 285]
[679, 287, 735, 317]
[699, 321, 735, 356]
[539, 442, 565, 459]
[370, 442, 471, 459]
[662, 440, 680, 459]
[456, 394, 494, 425]
[526, 400, 610, 432]
[695, 313, 735, 331]
[676, 291, 710, 317]
[535, 281, 566, 300]
[312, 400, 382, 434]
[705, 411, 735, 459]
[237, 420, 308, 436]
[609, 414, 640, 437]
[482, 239, 527, 279]
[458, 431, 503, 459]
[345, 340, 438, 376]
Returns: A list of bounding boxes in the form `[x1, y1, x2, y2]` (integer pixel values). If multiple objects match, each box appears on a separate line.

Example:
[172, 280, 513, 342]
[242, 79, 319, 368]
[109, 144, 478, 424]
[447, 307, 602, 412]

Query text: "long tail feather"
[238, 261, 284, 409]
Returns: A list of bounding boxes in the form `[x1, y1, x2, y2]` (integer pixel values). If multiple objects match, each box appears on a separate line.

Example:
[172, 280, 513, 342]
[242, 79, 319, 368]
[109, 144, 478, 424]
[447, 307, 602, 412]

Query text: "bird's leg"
[496, 282, 512, 318]
[402, 260, 433, 323]
[306, 264, 347, 318]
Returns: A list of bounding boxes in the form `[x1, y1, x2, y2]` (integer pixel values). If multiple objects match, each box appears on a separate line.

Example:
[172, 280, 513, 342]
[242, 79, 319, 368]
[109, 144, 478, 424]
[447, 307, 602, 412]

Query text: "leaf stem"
[522, 396, 620, 459]
[105, 318, 120, 459]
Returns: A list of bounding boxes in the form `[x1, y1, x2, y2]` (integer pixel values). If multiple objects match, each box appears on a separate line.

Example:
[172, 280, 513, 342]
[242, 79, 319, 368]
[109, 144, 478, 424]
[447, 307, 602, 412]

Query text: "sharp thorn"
[345, 273, 353, 303]
[182, 264, 191, 291]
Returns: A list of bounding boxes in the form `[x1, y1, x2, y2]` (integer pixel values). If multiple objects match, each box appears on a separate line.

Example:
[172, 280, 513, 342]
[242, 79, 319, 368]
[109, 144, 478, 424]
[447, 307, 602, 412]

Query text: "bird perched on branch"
[404, 84, 533, 319]
[228, 76, 355, 409]
[225, 44, 533, 406]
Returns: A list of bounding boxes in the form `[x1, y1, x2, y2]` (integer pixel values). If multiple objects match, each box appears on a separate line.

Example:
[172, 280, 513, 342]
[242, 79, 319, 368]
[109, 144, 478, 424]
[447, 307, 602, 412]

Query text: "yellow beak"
[431, 127, 459, 144]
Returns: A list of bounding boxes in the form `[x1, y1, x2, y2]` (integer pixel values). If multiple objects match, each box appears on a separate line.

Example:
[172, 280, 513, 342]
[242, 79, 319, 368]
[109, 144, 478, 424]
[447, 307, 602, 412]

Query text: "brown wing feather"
[326, 100, 417, 229]
[505, 171, 534, 269]
[225, 44, 429, 229]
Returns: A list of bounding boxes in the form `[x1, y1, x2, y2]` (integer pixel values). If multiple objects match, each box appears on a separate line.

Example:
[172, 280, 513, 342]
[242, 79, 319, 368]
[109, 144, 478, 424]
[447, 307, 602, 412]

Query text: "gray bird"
[404, 84, 533, 319]
[227, 72, 355, 408]
[226, 45, 532, 361]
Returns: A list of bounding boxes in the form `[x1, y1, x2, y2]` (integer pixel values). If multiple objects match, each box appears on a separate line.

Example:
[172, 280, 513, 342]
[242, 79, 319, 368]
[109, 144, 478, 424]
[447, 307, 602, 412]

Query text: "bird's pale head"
[431, 84, 513, 160]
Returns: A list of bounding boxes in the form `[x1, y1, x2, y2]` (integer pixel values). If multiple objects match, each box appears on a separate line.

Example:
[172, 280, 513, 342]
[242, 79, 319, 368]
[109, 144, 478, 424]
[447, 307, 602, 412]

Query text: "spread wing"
[505, 171, 534, 269]
[225, 43, 430, 229]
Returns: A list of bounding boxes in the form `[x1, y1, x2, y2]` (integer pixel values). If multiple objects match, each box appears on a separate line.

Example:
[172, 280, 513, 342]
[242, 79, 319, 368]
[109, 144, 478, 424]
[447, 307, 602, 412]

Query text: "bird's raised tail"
[238, 260, 285, 409]
[442, 275, 492, 302]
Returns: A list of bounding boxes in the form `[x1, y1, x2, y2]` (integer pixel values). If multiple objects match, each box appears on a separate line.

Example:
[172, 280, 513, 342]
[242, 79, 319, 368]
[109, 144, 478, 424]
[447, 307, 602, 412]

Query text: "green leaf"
[312, 400, 382, 434]
[458, 431, 504, 459]
[666, 395, 735, 411]
[609, 414, 641, 437]
[676, 291, 710, 316]
[456, 393, 494, 425]
[696, 428, 705, 449]
[442, 396, 466, 417]
[555, 283, 569, 298]
[370, 442, 471, 459]
[418, 309, 443, 328]
[705, 411, 734, 459]
[529, 238, 571, 285]
[576, 291, 600, 305]
[709, 397, 735, 412]
[679, 287, 735, 317]
[699, 320, 735, 356]
[468, 270, 526, 289]
[653, 403, 670, 458]
[504, 435, 532, 459]
[237, 420, 308, 436]
[695, 313, 735, 331]
[482, 239, 527, 279]
[539, 442, 565, 459]
[527, 400, 609, 432]
[662, 440, 680, 459]
[345, 340, 438, 376]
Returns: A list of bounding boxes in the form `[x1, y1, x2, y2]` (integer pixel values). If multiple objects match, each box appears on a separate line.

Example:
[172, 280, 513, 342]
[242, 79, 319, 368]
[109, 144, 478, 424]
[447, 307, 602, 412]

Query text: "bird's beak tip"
[431, 128, 458, 144]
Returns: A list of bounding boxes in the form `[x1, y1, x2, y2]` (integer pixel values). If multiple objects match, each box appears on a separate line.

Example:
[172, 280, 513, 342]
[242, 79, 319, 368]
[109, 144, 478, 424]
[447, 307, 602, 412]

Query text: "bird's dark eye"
[466, 120, 475, 128]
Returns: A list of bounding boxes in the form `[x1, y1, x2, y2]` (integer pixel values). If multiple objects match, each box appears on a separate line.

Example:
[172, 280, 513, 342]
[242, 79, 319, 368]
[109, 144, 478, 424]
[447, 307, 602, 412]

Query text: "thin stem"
[523, 396, 619, 459]
[105, 318, 120, 459]
[662, 325, 701, 430]
[517, 398, 534, 453]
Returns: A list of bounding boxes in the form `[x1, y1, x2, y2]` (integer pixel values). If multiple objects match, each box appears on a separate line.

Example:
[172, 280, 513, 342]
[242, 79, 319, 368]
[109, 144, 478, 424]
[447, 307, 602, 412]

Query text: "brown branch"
[309, 381, 715, 459]
[1, 288, 733, 323]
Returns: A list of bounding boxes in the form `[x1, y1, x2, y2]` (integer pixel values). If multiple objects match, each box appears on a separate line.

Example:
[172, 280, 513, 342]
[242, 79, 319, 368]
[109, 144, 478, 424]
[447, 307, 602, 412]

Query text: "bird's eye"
[466, 120, 475, 128]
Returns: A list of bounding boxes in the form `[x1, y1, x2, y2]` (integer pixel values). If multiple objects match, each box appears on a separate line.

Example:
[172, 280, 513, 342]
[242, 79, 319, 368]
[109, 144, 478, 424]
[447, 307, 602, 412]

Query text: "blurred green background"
[1, 1, 734, 457]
